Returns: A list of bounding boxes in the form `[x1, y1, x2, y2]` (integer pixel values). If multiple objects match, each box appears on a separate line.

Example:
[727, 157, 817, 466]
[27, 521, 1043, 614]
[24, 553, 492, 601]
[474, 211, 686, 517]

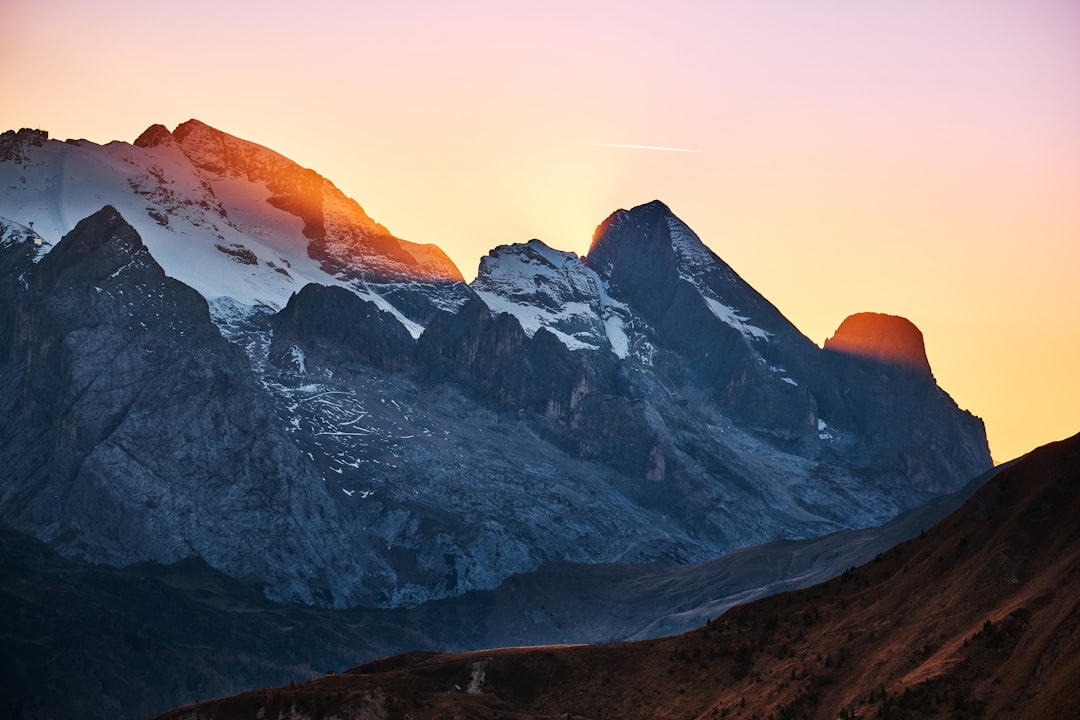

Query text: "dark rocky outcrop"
[414, 297, 658, 470]
[132, 123, 174, 149]
[270, 284, 416, 372]
[417, 297, 593, 419]
[820, 313, 991, 492]
[0, 128, 48, 163]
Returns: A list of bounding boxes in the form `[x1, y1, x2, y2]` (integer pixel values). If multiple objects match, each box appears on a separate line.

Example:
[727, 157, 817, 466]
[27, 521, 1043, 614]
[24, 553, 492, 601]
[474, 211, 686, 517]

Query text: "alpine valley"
[0, 122, 994, 718]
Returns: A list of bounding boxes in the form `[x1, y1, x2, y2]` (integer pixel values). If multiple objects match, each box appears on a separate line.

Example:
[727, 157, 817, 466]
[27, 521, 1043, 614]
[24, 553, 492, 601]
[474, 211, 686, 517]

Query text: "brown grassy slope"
[159, 433, 1080, 720]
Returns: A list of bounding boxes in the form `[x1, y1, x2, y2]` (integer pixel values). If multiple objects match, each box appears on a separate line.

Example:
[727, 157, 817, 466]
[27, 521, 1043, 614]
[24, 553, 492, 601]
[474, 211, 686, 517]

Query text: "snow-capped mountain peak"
[471, 238, 632, 355]
[0, 122, 470, 337]
[170, 119, 461, 283]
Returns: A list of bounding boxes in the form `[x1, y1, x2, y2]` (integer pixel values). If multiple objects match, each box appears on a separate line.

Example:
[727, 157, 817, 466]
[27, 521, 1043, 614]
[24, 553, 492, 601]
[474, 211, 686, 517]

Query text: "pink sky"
[3, 0, 1079, 462]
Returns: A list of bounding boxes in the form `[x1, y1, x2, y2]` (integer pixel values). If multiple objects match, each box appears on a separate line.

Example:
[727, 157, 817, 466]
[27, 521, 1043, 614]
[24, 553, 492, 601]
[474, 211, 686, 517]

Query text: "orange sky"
[3, 0, 1078, 462]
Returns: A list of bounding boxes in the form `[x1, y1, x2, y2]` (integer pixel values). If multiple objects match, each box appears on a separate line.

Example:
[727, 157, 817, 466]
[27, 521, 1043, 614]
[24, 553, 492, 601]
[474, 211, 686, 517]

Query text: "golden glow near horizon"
[3, 0, 1078, 463]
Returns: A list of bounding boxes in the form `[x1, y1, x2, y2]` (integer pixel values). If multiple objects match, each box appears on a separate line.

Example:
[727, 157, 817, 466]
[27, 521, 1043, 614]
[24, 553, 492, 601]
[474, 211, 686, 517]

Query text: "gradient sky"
[3, 0, 1078, 462]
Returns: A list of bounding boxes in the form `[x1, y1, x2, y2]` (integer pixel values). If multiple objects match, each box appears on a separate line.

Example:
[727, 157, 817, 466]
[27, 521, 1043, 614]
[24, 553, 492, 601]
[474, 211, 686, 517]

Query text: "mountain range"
[0, 121, 1002, 717]
[0, 121, 990, 608]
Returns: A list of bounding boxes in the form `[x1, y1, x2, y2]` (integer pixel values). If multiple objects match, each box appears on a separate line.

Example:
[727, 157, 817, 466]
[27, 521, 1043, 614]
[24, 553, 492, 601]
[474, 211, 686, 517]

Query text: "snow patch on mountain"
[172, 119, 463, 286]
[356, 283, 426, 339]
[0, 137, 321, 303]
[702, 296, 770, 341]
[667, 214, 722, 277]
[584, 264, 632, 360]
[818, 418, 835, 441]
[477, 292, 599, 351]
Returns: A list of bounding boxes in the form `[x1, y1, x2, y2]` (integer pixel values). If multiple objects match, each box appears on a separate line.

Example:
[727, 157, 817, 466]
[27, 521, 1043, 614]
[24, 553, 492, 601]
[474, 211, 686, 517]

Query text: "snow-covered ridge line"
[7, 122, 765, 352]
[166, 119, 464, 285]
[0, 122, 471, 339]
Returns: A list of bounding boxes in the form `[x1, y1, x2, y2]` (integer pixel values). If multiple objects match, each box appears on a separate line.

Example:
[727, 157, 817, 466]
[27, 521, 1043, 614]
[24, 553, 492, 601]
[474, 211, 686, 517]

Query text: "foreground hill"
[160, 431, 1080, 720]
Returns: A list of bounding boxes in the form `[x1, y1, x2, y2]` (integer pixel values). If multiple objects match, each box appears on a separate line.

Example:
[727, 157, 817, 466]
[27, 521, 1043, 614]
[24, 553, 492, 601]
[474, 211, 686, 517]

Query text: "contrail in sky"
[556, 140, 703, 154]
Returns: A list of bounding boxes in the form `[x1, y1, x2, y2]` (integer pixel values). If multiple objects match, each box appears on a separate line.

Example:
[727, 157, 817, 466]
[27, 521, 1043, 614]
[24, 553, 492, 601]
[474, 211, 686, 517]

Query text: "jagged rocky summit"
[0, 122, 992, 609]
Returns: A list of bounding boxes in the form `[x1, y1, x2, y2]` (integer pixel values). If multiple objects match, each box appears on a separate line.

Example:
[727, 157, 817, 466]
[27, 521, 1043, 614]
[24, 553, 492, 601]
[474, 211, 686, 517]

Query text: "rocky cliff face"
[0, 207, 383, 607]
[0, 128, 48, 163]
[0, 121, 993, 611]
[270, 198, 991, 597]
[269, 284, 416, 373]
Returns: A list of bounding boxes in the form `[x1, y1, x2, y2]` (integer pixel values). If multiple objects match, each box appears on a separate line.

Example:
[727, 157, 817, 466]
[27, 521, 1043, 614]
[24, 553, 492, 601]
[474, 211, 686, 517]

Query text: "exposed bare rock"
[133, 123, 175, 149]
[0, 128, 48, 163]
[825, 311, 933, 376]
